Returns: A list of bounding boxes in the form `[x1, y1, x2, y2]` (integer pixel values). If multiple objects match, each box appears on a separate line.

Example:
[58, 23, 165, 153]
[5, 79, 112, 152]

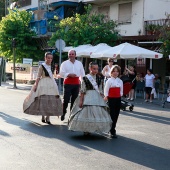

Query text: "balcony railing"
[144, 19, 170, 35]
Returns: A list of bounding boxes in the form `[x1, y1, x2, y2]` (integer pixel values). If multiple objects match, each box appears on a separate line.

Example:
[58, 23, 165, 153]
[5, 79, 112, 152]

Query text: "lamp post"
[12, 38, 17, 89]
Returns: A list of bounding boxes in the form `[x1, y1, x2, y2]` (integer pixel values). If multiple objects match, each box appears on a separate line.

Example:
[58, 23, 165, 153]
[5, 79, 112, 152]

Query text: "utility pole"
[12, 38, 17, 89]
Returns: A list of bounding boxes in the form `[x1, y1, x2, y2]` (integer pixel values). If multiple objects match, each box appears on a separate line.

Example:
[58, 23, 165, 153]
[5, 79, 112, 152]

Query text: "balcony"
[144, 19, 170, 36]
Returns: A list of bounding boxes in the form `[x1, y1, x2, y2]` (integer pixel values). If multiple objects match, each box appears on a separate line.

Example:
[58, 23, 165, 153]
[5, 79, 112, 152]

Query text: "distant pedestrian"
[144, 69, 155, 103]
[59, 49, 85, 121]
[104, 65, 123, 138]
[102, 58, 114, 85]
[125, 65, 137, 100]
[68, 62, 112, 135]
[23, 52, 63, 124]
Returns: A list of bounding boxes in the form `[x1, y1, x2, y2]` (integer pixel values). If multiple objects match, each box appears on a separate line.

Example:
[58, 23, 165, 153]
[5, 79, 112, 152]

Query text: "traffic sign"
[55, 39, 66, 51]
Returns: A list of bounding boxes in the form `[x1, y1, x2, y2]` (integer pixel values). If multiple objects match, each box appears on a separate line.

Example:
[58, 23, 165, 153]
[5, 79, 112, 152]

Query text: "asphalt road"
[0, 86, 170, 170]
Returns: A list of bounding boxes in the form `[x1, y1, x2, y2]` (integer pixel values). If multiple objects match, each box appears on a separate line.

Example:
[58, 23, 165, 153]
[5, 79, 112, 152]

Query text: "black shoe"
[41, 118, 46, 123]
[83, 132, 91, 136]
[61, 114, 65, 121]
[45, 117, 51, 124]
[111, 134, 118, 138]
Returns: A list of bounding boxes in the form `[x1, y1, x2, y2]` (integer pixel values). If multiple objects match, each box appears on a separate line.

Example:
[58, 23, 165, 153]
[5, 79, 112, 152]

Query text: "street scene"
[0, 82, 170, 170]
[0, 0, 170, 170]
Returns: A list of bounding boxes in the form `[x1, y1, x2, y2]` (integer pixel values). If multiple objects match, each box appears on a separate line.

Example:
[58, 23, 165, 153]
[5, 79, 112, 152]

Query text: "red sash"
[108, 87, 121, 98]
[64, 77, 80, 85]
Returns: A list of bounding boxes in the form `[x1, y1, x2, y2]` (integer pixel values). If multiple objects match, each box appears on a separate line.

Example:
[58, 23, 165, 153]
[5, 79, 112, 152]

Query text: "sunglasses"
[109, 60, 113, 62]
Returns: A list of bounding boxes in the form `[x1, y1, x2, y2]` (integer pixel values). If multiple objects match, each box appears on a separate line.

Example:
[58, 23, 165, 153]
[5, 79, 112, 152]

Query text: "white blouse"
[104, 77, 123, 97]
[59, 60, 85, 80]
[102, 65, 111, 77]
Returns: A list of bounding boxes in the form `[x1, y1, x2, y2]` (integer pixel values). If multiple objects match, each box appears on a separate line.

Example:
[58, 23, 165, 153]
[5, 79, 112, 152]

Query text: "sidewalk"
[0, 80, 33, 90]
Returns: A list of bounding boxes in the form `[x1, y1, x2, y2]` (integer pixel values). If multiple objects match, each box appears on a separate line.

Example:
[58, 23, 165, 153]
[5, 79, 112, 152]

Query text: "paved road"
[0, 84, 170, 170]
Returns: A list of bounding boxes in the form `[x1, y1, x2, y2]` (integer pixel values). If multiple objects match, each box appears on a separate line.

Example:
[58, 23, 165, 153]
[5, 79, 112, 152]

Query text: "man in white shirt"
[59, 50, 85, 121]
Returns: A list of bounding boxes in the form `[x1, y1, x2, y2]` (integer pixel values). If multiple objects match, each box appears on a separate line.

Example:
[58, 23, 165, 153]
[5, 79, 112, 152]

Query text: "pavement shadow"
[121, 110, 170, 125]
[0, 130, 11, 137]
[70, 134, 170, 170]
[1, 111, 170, 169]
[0, 112, 90, 150]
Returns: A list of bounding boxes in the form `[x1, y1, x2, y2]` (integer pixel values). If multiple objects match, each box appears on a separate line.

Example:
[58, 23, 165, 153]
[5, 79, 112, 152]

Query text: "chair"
[154, 82, 160, 99]
[135, 81, 145, 99]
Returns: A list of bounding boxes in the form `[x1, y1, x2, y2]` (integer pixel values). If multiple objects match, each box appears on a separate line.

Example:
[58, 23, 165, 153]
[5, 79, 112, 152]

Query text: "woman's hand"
[104, 96, 108, 101]
[79, 101, 83, 108]
[34, 85, 37, 92]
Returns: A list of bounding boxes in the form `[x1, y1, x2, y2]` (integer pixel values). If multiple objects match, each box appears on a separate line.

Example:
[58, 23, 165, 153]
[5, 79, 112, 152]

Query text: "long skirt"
[23, 77, 63, 116]
[68, 96, 112, 133]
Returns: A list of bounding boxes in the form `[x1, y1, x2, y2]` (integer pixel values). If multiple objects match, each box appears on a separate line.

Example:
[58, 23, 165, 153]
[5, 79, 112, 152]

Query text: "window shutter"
[118, 2, 132, 23]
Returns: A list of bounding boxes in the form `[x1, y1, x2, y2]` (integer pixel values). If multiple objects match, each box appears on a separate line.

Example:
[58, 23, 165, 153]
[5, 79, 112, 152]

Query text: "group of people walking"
[23, 50, 123, 138]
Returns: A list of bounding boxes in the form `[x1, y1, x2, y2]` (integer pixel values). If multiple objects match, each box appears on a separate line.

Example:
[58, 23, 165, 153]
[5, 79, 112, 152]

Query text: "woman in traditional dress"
[68, 62, 112, 135]
[23, 52, 63, 124]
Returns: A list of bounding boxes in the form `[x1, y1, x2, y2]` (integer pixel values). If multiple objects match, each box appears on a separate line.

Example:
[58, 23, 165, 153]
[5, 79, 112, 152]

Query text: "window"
[18, 0, 31, 8]
[118, 2, 132, 24]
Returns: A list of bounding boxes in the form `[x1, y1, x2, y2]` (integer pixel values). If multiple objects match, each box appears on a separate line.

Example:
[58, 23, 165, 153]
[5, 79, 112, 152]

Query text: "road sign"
[55, 39, 66, 51]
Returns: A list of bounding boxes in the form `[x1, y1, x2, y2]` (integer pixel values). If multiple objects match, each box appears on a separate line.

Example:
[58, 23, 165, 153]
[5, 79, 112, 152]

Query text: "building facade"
[6, 0, 170, 84]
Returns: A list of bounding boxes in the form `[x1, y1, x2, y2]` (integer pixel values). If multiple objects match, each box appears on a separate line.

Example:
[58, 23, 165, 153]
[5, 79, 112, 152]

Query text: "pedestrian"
[59, 49, 85, 121]
[125, 65, 137, 100]
[104, 65, 123, 138]
[23, 52, 63, 124]
[144, 69, 155, 103]
[102, 58, 114, 85]
[68, 62, 112, 135]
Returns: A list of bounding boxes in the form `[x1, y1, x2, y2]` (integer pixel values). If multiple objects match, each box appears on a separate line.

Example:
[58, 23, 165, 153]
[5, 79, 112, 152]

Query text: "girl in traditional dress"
[104, 65, 123, 138]
[68, 62, 112, 135]
[23, 52, 63, 124]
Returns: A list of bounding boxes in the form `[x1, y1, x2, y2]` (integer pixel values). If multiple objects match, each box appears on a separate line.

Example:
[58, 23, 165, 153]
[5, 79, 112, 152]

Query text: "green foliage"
[49, 5, 119, 47]
[0, 0, 5, 20]
[0, 8, 43, 62]
[159, 26, 170, 57]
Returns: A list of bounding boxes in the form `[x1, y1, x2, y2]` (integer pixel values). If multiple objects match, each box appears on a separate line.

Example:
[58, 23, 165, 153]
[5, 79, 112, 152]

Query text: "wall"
[109, 0, 144, 36]
[144, 0, 170, 21]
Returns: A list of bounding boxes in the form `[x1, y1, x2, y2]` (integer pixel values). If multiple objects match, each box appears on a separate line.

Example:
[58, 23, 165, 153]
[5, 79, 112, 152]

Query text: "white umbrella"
[72, 44, 92, 57]
[62, 46, 73, 52]
[78, 43, 112, 56]
[91, 42, 163, 59]
[62, 44, 92, 56]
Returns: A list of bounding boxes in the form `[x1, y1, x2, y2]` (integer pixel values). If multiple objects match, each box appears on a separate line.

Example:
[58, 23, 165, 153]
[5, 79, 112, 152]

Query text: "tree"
[0, 0, 5, 20]
[49, 5, 119, 47]
[159, 25, 170, 57]
[0, 8, 43, 62]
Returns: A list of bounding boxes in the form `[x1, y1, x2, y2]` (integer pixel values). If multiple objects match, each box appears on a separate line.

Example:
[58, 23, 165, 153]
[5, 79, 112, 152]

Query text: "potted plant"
[145, 24, 157, 35]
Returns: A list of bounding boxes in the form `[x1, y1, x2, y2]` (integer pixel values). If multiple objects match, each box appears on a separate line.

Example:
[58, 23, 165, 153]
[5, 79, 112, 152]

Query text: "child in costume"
[68, 62, 112, 135]
[104, 65, 123, 138]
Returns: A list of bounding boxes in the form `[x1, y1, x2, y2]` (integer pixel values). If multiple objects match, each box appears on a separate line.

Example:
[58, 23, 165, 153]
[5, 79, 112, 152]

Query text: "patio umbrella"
[78, 43, 112, 57]
[62, 44, 92, 56]
[62, 46, 73, 52]
[72, 44, 92, 57]
[90, 42, 163, 59]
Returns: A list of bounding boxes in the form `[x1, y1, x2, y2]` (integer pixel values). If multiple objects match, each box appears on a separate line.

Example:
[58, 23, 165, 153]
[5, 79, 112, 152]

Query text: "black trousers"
[63, 84, 80, 115]
[108, 97, 121, 135]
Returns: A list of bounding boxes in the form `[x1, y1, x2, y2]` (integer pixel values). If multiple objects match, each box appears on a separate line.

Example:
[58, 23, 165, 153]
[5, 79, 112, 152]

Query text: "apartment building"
[82, 0, 170, 81]
[6, 0, 170, 81]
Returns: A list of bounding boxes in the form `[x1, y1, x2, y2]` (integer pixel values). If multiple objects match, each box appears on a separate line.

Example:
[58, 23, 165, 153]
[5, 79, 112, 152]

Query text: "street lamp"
[12, 38, 17, 89]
